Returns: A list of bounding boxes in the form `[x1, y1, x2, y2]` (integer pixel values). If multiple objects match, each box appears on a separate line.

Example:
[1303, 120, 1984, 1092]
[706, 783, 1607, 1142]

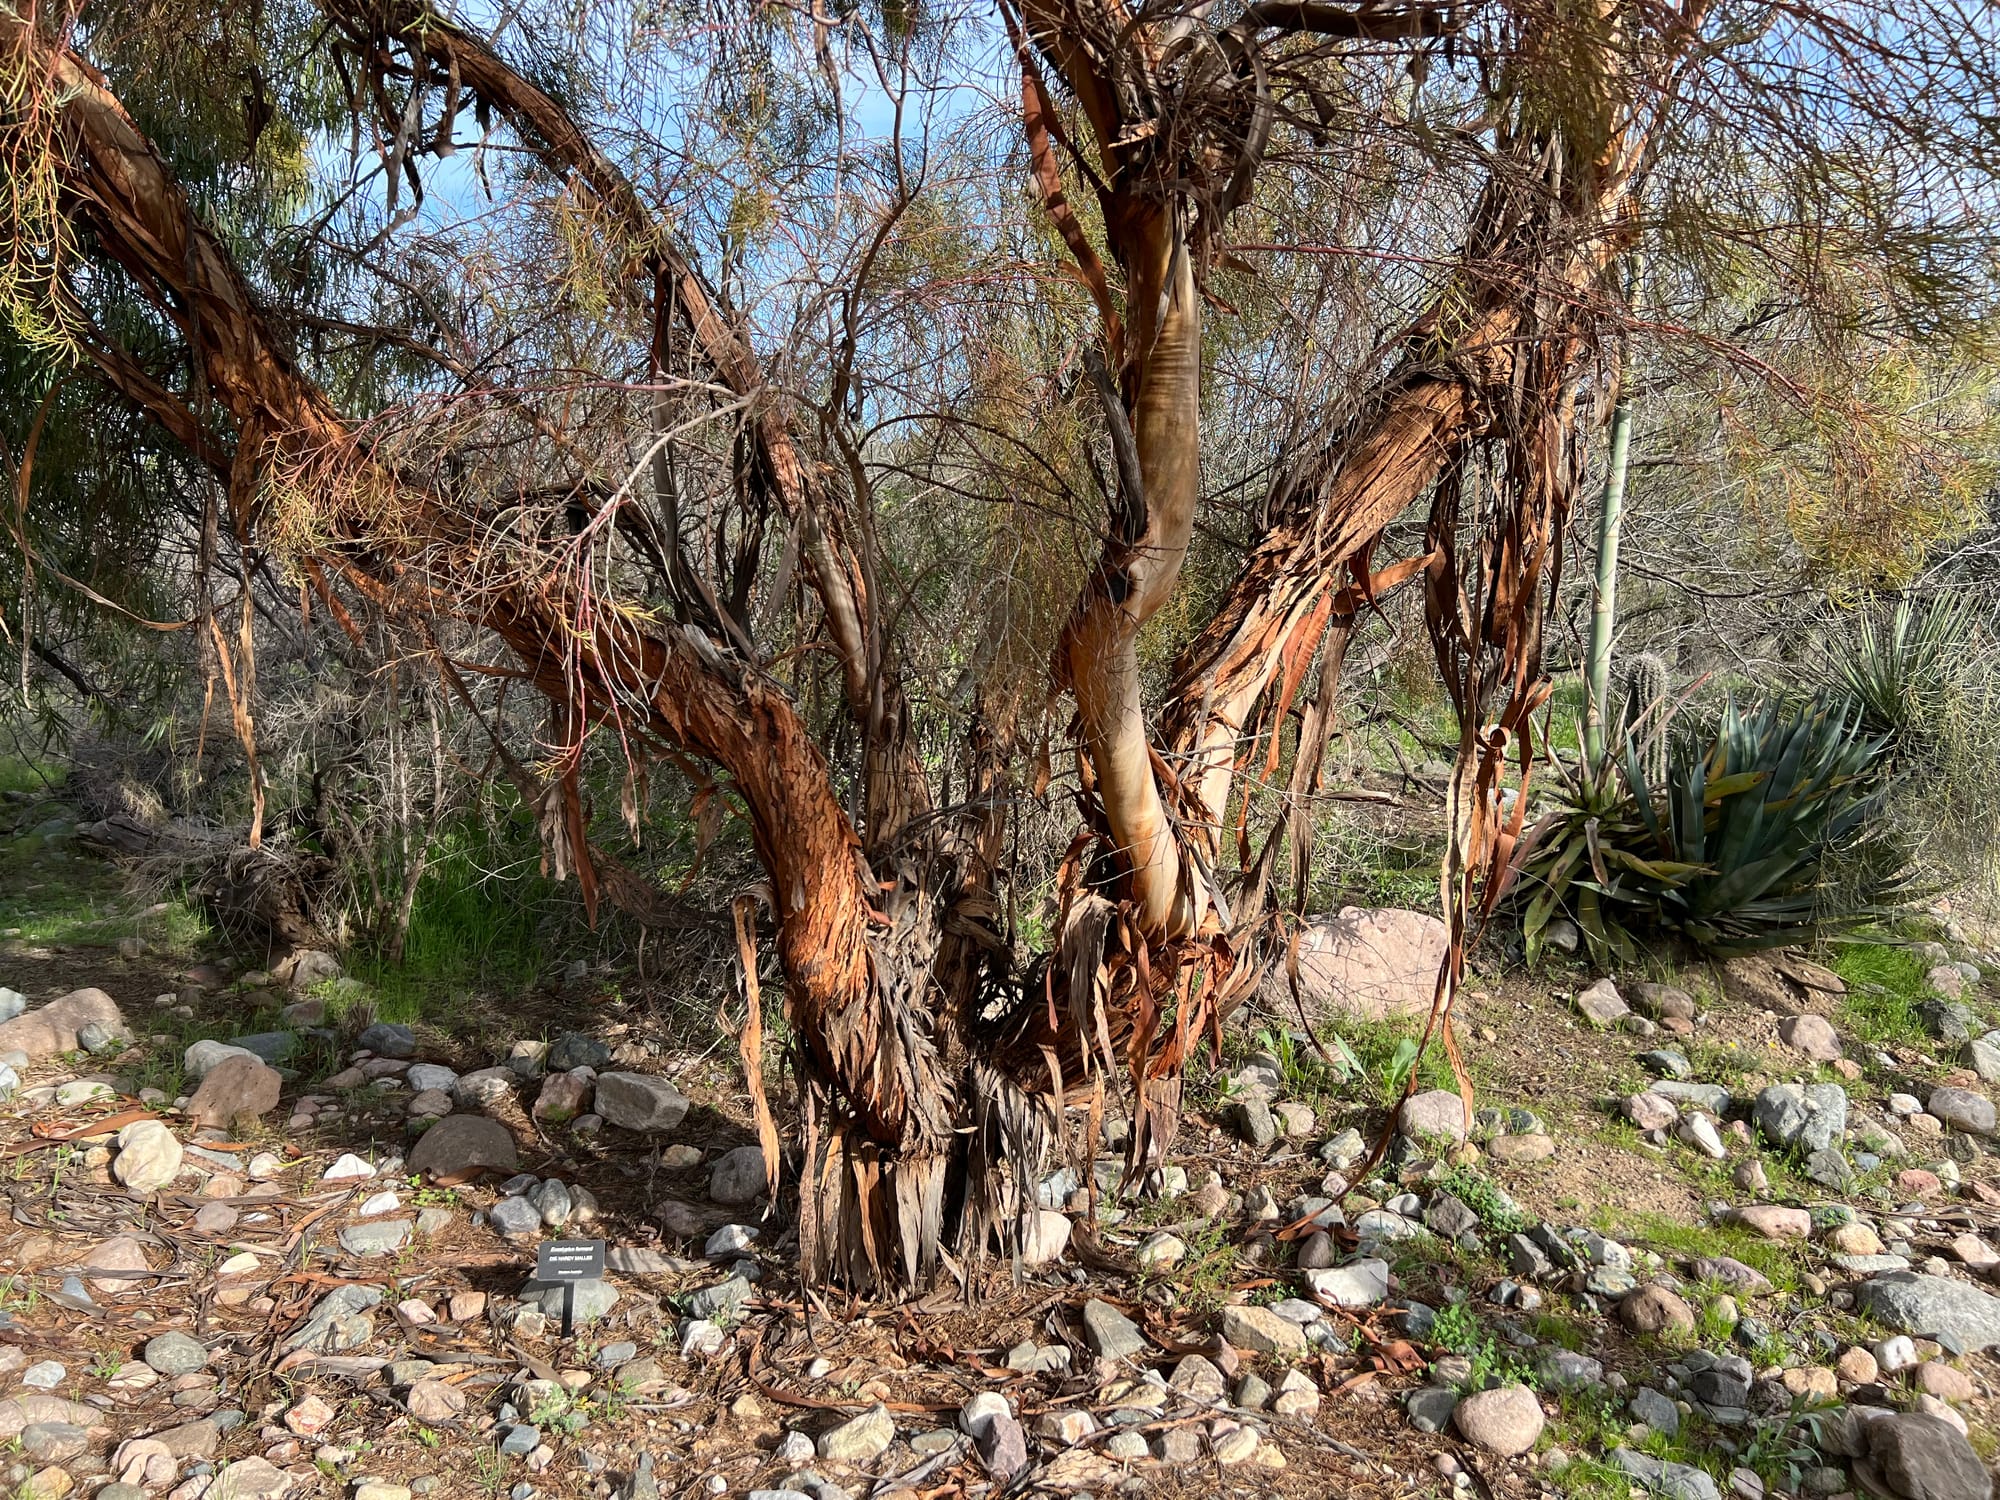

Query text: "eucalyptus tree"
[4, 0, 1996, 1291]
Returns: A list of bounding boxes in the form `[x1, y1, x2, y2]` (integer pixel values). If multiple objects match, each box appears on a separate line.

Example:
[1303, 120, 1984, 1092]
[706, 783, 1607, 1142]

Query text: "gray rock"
[546, 1032, 613, 1072]
[1081, 1299, 1148, 1360]
[1283, 906, 1449, 1024]
[1855, 1273, 2000, 1351]
[210, 1457, 293, 1500]
[452, 1067, 517, 1108]
[1220, 1304, 1306, 1355]
[1537, 1349, 1605, 1390]
[1927, 1088, 1995, 1137]
[285, 1285, 383, 1352]
[1630, 1386, 1679, 1438]
[1228, 1095, 1278, 1148]
[407, 1064, 459, 1093]
[488, 1196, 543, 1241]
[143, 1332, 208, 1376]
[532, 1179, 572, 1229]
[1169, 1355, 1227, 1402]
[1649, 1080, 1732, 1114]
[708, 1145, 768, 1205]
[1866, 1411, 1990, 1500]
[1577, 978, 1630, 1026]
[358, 1023, 417, 1059]
[499, 1423, 540, 1457]
[520, 1277, 619, 1324]
[1612, 1448, 1724, 1500]
[1919, 999, 1974, 1041]
[227, 1030, 298, 1064]
[1406, 1387, 1458, 1433]
[340, 1219, 412, 1257]
[1752, 1082, 1847, 1153]
[0, 987, 128, 1062]
[20, 1420, 88, 1462]
[593, 1073, 690, 1133]
[1639, 1049, 1693, 1080]
[686, 1275, 752, 1323]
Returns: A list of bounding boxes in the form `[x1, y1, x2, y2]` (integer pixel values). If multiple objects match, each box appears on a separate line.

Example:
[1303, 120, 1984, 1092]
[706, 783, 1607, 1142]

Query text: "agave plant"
[1512, 698, 1911, 965]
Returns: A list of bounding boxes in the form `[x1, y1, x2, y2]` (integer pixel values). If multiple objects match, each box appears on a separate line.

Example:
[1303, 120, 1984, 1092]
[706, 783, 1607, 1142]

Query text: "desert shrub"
[1816, 592, 2000, 911]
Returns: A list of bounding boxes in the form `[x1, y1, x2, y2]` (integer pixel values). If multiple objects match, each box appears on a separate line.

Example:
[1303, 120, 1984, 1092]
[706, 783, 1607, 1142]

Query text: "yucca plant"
[1511, 698, 1911, 965]
[1821, 593, 1984, 739]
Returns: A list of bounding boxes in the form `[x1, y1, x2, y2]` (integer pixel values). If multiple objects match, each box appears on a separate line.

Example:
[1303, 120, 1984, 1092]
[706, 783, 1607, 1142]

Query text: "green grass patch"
[1831, 941, 1938, 1048]
[1591, 1208, 1804, 1294]
[348, 814, 561, 1023]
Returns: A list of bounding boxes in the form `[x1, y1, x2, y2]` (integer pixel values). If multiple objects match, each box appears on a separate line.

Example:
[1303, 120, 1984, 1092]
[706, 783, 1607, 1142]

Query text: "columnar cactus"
[1619, 651, 1671, 788]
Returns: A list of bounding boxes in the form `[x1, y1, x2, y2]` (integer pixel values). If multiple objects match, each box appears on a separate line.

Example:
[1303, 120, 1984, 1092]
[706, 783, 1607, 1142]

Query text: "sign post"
[535, 1238, 606, 1341]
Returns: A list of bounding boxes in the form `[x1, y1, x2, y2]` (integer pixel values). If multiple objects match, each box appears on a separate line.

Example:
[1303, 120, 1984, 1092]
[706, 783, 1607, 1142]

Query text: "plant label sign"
[536, 1239, 606, 1282]
[536, 1239, 605, 1336]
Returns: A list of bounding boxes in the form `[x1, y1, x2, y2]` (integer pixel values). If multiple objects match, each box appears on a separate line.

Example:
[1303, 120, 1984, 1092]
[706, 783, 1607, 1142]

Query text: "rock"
[1398, 1089, 1469, 1143]
[1136, 1233, 1186, 1272]
[1830, 1222, 1885, 1256]
[20, 1361, 63, 1389]
[1630, 1386, 1680, 1438]
[1959, 1038, 2000, 1083]
[1687, 1256, 1771, 1293]
[1219, 1305, 1306, 1355]
[143, 1332, 207, 1376]
[112, 1120, 182, 1194]
[339, 1219, 412, 1257]
[1576, 978, 1630, 1026]
[1856, 1274, 2000, 1352]
[488, 1196, 542, 1241]
[498, 1422, 539, 1456]
[1729, 1204, 1811, 1239]
[546, 1032, 613, 1071]
[452, 1067, 516, 1109]
[1867, 1412, 1990, 1500]
[407, 1089, 452, 1118]
[324, 1152, 377, 1180]
[1782, 1366, 1838, 1401]
[1274, 1101, 1316, 1137]
[593, 1073, 690, 1133]
[976, 1413, 1028, 1480]
[532, 1073, 591, 1123]
[1752, 1083, 1847, 1153]
[1921, 996, 1974, 1040]
[1613, 1448, 1724, 1500]
[284, 1285, 383, 1352]
[1640, 1047, 1693, 1080]
[1453, 1385, 1544, 1456]
[1623, 1092, 1680, 1131]
[708, 1146, 768, 1205]
[1914, 1361, 1977, 1403]
[1679, 1115, 1727, 1159]
[1170, 1355, 1227, 1402]
[207, 1456, 291, 1500]
[818, 1404, 895, 1464]
[1082, 1299, 1147, 1360]
[357, 1022, 417, 1059]
[1489, 1133, 1556, 1163]
[1629, 982, 1698, 1020]
[408, 1115, 518, 1178]
[187, 1055, 283, 1128]
[403, 1378, 466, 1423]
[0, 989, 127, 1062]
[1283, 907, 1448, 1023]
[1019, 1210, 1070, 1269]
[80, 1235, 151, 1295]
[521, 1278, 619, 1323]
[226, 1030, 297, 1064]
[1227, 1096, 1278, 1148]
[1779, 1014, 1843, 1060]
[0, 1397, 97, 1443]
[1305, 1259, 1389, 1308]
[19, 1422, 87, 1463]
[1650, 1079, 1733, 1113]
[1620, 1285, 1695, 1336]
[1926, 1088, 1994, 1136]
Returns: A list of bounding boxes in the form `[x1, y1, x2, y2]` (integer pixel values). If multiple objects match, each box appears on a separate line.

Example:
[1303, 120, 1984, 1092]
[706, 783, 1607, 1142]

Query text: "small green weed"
[1833, 941, 1939, 1047]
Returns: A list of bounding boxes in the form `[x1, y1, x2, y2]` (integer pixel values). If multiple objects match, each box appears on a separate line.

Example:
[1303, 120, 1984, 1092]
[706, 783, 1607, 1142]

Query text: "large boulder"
[408, 1114, 518, 1179]
[1278, 907, 1447, 1024]
[1856, 1273, 2000, 1352]
[186, 1055, 283, 1129]
[0, 989, 128, 1062]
